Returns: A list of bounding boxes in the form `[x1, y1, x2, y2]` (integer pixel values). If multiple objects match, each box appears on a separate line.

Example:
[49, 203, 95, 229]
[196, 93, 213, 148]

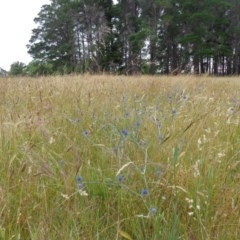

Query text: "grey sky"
[0, 0, 50, 71]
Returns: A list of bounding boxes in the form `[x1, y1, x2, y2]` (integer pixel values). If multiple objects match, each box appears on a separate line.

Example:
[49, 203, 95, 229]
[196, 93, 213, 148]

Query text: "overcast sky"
[0, 0, 50, 71]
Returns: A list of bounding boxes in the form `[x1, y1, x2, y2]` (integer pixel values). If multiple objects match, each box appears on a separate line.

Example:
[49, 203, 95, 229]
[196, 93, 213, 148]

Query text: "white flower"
[61, 193, 70, 200]
[79, 189, 88, 196]
[49, 136, 55, 144]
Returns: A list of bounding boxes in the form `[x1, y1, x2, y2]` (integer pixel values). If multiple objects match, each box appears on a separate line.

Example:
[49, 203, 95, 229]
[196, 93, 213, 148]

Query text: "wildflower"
[183, 95, 188, 101]
[141, 188, 149, 197]
[149, 207, 157, 215]
[188, 212, 194, 216]
[49, 136, 55, 144]
[137, 207, 157, 219]
[155, 169, 162, 177]
[116, 175, 124, 183]
[83, 130, 89, 137]
[136, 121, 140, 127]
[78, 183, 84, 189]
[76, 176, 84, 189]
[76, 176, 83, 184]
[121, 129, 129, 137]
[76, 176, 88, 196]
[172, 109, 177, 117]
[78, 189, 88, 196]
[61, 193, 70, 200]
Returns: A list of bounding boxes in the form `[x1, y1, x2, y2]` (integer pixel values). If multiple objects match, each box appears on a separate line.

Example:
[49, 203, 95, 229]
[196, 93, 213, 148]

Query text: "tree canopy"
[27, 0, 240, 75]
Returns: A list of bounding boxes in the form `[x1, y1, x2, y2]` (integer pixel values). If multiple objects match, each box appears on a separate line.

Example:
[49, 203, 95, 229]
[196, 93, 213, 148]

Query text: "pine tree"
[28, 1, 77, 73]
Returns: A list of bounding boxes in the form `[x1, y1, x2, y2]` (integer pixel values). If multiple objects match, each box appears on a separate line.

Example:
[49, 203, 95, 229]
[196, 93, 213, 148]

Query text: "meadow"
[0, 75, 240, 239]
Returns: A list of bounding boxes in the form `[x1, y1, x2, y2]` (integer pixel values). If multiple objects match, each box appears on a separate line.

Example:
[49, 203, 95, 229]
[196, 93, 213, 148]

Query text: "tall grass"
[0, 75, 240, 239]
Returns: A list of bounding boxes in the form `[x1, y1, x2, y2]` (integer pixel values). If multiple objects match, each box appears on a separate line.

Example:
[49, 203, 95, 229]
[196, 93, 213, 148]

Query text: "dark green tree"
[27, 0, 240, 75]
[229, 0, 240, 74]
[27, 0, 77, 74]
[9, 62, 27, 76]
[27, 60, 54, 76]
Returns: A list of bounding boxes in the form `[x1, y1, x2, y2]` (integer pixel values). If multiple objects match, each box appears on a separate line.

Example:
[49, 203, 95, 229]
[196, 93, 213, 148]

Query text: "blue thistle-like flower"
[76, 176, 84, 189]
[150, 207, 157, 214]
[121, 129, 129, 137]
[83, 130, 89, 137]
[155, 169, 162, 177]
[141, 188, 149, 197]
[116, 175, 124, 183]
[136, 121, 140, 127]
[172, 109, 177, 117]
[76, 176, 83, 183]
[78, 183, 84, 189]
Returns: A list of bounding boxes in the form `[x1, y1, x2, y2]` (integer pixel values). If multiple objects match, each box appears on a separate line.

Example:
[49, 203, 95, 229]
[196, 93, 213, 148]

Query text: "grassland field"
[0, 74, 240, 239]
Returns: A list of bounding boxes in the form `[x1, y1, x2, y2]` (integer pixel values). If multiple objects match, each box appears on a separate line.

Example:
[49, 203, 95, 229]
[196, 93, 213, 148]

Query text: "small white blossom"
[49, 136, 55, 144]
[79, 189, 88, 196]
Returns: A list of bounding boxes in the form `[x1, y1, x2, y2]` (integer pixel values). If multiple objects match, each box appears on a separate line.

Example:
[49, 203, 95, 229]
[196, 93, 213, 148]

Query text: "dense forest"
[22, 0, 240, 75]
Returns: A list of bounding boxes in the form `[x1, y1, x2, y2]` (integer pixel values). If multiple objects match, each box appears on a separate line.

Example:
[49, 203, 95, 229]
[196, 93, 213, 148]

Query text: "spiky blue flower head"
[83, 130, 89, 137]
[78, 183, 84, 189]
[141, 188, 149, 197]
[76, 176, 84, 189]
[155, 169, 162, 177]
[116, 175, 124, 183]
[172, 109, 177, 117]
[121, 129, 129, 137]
[76, 176, 83, 184]
[136, 121, 140, 127]
[150, 207, 157, 214]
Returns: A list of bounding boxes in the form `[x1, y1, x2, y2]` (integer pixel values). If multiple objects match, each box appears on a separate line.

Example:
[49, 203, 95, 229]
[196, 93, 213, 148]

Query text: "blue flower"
[155, 169, 162, 177]
[150, 207, 157, 214]
[76, 176, 84, 189]
[116, 175, 124, 183]
[141, 188, 149, 197]
[172, 109, 177, 116]
[78, 183, 84, 189]
[83, 130, 89, 137]
[121, 129, 129, 137]
[136, 121, 140, 127]
[76, 176, 83, 184]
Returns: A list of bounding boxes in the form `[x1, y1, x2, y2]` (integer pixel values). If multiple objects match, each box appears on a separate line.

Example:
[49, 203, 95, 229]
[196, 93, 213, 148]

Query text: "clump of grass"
[0, 75, 240, 239]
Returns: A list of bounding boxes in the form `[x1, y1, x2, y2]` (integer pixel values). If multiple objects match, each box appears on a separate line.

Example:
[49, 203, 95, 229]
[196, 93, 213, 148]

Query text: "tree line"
[10, 0, 240, 76]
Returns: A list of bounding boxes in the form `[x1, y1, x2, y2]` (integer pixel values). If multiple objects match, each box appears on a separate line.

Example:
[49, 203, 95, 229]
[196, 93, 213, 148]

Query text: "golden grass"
[0, 74, 240, 239]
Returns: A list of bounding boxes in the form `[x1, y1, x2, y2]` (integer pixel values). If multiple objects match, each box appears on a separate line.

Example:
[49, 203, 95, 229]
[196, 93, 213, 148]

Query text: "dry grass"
[0, 74, 240, 239]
